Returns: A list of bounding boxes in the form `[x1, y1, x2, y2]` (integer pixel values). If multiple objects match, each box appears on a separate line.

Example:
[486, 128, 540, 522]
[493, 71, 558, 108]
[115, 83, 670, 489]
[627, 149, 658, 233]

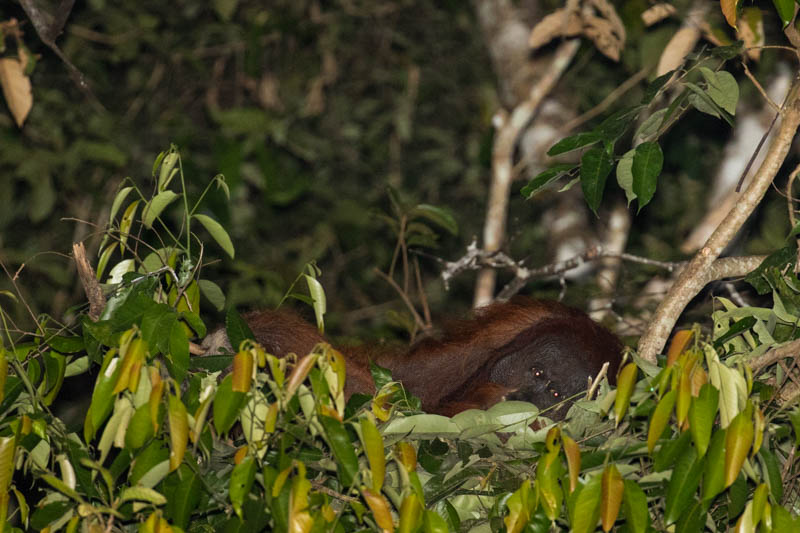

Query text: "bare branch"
[474, 38, 580, 307]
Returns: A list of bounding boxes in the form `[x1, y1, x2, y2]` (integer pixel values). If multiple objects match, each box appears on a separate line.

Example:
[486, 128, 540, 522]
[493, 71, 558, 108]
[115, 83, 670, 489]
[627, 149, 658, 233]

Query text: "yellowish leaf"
[720, 0, 739, 28]
[0, 58, 32, 127]
[601, 464, 624, 532]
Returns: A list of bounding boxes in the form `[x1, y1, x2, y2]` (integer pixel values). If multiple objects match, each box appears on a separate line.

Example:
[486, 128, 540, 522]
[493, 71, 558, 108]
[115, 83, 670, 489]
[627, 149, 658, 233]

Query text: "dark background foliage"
[0, 0, 791, 339]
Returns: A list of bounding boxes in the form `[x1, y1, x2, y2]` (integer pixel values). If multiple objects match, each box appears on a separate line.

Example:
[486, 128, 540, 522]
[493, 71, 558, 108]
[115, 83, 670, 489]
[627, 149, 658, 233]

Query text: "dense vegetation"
[4, 0, 800, 531]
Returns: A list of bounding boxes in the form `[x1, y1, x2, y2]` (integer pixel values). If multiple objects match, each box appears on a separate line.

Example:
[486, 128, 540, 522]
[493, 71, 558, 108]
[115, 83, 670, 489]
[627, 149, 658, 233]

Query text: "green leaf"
[699, 68, 738, 115]
[193, 213, 235, 259]
[641, 71, 674, 104]
[685, 82, 733, 126]
[198, 279, 226, 311]
[758, 447, 783, 502]
[41, 350, 66, 406]
[664, 445, 703, 525]
[41, 474, 82, 501]
[129, 440, 169, 486]
[86, 352, 123, 442]
[226, 307, 254, 352]
[319, 415, 359, 487]
[30, 500, 72, 531]
[213, 374, 247, 435]
[702, 429, 727, 501]
[675, 500, 705, 533]
[423, 510, 449, 533]
[109, 186, 134, 225]
[410, 204, 458, 235]
[570, 474, 602, 533]
[772, 0, 794, 27]
[654, 429, 691, 472]
[521, 164, 576, 198]
[118, 486, 167, 506]
[167, 321, 189, 382]
[713, 316, 757, 349]
[142, 190, 180, 229]
[593, 106, 643, 143]
[304, 273, 326, 333]
[46, 335, 84, 353]
[772, 504, 800, 531]
[360, 416, 386, 491]
[622, 480, 650, 533]
[689, 384, 719, 457]
[163, 464, 202, 529]
[634, 108, 668, 142]
[580, 147, 613, 215]
[547, 131, 602, 156]
[230, 456, 256, 519]
[632, 142, 663, 210]
[125, 402, 156, 450]
[140, 303, 177, 356]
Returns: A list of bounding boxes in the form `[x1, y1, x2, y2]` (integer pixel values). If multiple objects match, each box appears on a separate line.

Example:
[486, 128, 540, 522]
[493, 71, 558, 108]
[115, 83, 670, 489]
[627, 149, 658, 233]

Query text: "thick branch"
[637, 75, 800, 363]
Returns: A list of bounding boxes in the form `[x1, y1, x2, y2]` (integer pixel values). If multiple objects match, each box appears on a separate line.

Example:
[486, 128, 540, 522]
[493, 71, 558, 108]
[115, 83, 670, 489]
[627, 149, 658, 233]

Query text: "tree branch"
[637, 75, 800, 363]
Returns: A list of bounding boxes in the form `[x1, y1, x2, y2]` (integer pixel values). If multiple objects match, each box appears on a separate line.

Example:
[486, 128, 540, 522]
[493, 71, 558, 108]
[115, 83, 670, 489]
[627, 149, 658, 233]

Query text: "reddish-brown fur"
[242, 298, 623, 418]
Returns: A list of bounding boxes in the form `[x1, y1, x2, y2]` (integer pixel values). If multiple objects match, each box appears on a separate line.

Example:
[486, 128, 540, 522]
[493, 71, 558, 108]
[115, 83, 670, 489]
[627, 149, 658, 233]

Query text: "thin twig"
[742, 61, 781, 112]
[311, 480, 360, 503]
[561, 67, 651, 133]
[373, 268, 426, 331]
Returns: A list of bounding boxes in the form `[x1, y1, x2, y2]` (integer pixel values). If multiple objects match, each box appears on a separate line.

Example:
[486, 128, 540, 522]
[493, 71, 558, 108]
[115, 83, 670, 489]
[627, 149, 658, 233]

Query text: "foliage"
[1, 149, 799, 532]
[523, 50, 741, 214]
[0, 1, 495, 326]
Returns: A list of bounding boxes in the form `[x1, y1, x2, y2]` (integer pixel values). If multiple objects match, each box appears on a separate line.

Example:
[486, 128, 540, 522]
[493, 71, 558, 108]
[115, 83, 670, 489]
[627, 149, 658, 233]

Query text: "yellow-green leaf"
[193, 213, 235, 259]
[119, 486, 167, 506]
[0, 435, 15, 525]
[231, 350, 253, 393]
[615, 363, 638, 424]
[648, 389, 676, 453]
[563, 434, 581, 494]
[398, 493, 422, 533]
[600, 464, 623, 532]
[752, 483, 768, 527]
[362, 487, 395, 532]
[571, 474, 602, 533]
[229, 456, 256, 519]
[725, 403, 754, 487]
[168, 394, 188, 472]
[395, 441, 417, 473]
[505, 480, 534, 533]
[119, 199, 140, 250]
[360, 415, 386, 491]
[0, 348, 7, 405]
[689, 383, 718, 457]
[142, 191, 180, 229]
